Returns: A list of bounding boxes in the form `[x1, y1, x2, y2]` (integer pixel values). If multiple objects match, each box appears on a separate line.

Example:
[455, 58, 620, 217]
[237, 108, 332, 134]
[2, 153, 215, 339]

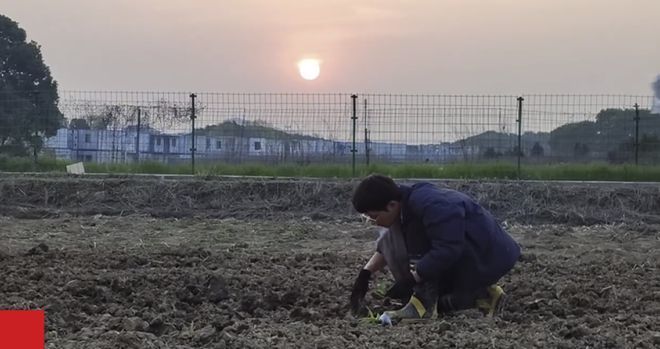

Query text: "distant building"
[44, 126, 477, 164]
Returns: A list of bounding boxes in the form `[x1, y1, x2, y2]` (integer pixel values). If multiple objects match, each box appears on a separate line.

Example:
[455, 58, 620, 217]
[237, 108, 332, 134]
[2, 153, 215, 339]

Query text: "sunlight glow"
[297, 59, 321, 80]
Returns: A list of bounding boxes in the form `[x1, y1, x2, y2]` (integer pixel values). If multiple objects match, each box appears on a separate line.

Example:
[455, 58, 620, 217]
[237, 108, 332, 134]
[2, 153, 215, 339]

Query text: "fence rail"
[0, 91, 658, 171]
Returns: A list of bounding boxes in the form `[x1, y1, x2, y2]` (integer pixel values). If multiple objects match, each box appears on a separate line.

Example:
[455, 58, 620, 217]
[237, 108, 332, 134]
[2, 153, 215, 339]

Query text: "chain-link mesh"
[0, 91, 657, 165]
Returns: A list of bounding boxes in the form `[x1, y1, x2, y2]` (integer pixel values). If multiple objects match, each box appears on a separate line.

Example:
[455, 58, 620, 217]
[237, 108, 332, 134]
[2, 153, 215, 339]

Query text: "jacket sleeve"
[410, 193, 466, 282]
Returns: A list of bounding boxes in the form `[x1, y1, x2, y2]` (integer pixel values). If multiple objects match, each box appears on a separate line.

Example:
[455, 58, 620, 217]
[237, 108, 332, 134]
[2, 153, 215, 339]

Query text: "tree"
[608, 133, 660, 164]
[573, 142, 590, 158]
[549, 108, 660, 159]
[0, 14, 63, 159]
[69, 118, 90, 129]
[548, 121, 597, 157]
[483, 147, 501, 159]
[531, 142, 544, 157]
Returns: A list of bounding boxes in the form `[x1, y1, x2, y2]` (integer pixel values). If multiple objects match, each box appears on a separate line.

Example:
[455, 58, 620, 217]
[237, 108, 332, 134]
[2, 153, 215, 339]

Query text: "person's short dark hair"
[352, 174, 401, 213]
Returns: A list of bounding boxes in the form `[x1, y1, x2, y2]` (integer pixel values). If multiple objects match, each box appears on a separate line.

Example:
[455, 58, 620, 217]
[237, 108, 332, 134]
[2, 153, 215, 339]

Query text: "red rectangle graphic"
[0, 310, 45, 349]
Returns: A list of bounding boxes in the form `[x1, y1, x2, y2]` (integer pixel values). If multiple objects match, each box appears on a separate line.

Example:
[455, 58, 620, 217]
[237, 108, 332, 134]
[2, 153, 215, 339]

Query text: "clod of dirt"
[176, 285, 203, 305]
[309, 212, 331, 220]
[146, 316, 166, 336]
[78, 326, 105, 339]
[29, 270, 45, 281]
[518, 253, 538, 263]
[194, 325, 217, 344]
[280, 290, 300, 306]
[568, 295, 592, 308]
[652, 332, 660, 345]
[123, 256, 148, 268]
[26, 242, 49, 256]
[103, 331, 166, 349]
[63, 280, 95, 297]
[559, 324, 591, 339]
[239, 293, 261, 314]
[289, 307, 320, 321]
[436, 321, 452, 332]
[262, 292, 280, 310]
[206, 275, 229, 303]
[122, 317, 149, 332]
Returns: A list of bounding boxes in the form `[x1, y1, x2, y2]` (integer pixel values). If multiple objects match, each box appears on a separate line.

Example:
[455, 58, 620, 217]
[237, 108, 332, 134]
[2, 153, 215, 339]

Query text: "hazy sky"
[2, 0, 659, 94]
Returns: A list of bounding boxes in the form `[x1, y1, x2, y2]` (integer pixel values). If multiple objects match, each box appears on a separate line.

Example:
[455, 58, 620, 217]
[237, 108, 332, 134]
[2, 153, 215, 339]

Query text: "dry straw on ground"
[0, 175, 658, 225]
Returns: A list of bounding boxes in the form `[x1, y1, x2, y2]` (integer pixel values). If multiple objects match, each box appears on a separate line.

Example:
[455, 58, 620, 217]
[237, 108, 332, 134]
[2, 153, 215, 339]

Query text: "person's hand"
[384, 277, 416, 301]
[350, 269, 371, 314]
[411, 270, 422, 283]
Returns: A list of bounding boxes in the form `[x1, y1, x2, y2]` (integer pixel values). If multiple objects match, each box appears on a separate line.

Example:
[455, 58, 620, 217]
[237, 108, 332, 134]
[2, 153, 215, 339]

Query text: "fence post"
[516, 96, 524, 178]
[351, 94, 358, 177]
[364, 98, 369, 166]
[136, 107, 141, 162]
[634, 103, 640, 165]
[190, 93, 197, 175]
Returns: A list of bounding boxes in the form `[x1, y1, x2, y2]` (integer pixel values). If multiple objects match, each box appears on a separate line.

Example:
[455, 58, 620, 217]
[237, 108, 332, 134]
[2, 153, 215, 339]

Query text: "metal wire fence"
[0, 91, 658, 169]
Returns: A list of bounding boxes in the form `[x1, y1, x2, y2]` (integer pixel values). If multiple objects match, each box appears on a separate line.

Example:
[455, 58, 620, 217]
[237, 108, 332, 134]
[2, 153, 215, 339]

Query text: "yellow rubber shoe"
[380, 283, 438, 325]
[475, 285, 507, 317]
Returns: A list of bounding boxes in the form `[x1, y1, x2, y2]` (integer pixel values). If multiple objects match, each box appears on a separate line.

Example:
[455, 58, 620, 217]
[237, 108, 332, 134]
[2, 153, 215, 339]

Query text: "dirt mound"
[1, 174, 659, 224]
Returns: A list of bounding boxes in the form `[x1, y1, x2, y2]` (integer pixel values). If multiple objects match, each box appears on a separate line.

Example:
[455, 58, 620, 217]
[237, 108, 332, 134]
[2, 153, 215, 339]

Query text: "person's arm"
[363, 251, 386, 273]
[408, 191, 466, 282]
[350, 252, 386, 314]
[415, 214, 465, 281]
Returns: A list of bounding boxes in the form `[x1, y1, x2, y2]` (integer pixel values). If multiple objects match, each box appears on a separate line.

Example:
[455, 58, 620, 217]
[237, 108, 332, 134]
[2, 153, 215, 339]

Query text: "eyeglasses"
[360, 214, 376, 225]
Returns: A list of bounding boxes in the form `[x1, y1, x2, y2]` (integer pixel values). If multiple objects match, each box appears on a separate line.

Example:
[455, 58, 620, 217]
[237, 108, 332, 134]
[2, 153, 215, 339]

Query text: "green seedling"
[372, 280, 390, 299]
[359, 307, 382, 325]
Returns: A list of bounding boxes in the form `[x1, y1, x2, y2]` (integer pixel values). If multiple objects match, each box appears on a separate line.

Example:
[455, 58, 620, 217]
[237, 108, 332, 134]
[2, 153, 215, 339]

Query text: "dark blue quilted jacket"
[400, 183, 520, 290]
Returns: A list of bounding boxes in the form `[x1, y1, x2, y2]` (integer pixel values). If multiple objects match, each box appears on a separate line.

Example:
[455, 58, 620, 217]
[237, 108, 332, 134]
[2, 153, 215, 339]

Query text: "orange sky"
[2, 0, 659, 94]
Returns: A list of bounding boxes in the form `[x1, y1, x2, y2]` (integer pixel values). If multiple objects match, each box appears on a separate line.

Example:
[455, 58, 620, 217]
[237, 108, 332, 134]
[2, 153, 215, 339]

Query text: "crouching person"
[349, 174, 521, 324]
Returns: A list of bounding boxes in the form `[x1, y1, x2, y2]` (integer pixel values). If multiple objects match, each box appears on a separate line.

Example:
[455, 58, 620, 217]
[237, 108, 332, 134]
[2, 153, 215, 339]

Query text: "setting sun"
[297, 59, 321, 80]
